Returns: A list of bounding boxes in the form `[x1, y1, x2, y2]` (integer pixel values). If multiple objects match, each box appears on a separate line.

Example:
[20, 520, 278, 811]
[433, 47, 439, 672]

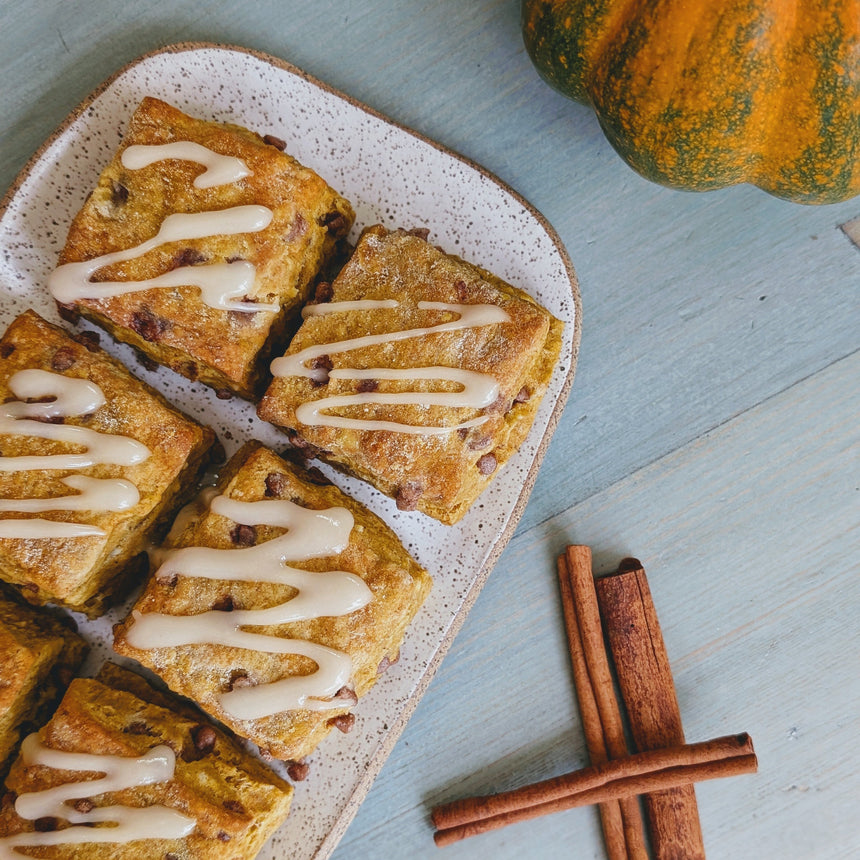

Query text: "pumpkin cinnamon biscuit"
[0, 663, 293, 859]
[0, 590, 88, 781]
[0, 310, 218, 616]
[50, 96, 354, 398]
[113, 442, 431, 762]
[257, 224, 564, 524]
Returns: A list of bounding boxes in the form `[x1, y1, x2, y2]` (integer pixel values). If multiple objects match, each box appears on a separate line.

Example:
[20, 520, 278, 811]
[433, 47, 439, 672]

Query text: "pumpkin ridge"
[522, 0, 860, 203]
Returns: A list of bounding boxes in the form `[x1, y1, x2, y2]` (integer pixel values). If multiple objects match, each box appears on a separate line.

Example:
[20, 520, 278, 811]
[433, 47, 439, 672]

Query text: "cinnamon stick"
[557, 554, 627, 860]
[595, 561, 705, 860]
[560, 546, 648, 860]
[432, 736, 756, 847]
[434, 732, 754, 829]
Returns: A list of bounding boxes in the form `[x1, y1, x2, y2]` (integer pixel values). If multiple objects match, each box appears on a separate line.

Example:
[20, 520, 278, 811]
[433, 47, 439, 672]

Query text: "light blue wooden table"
[2, 2, 858, 858]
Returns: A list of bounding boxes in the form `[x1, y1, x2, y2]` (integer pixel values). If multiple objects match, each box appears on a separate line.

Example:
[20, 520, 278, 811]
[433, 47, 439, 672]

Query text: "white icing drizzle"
[301, 298, 399, 318]
[125, 495, 372, 721]
[0, 475, 139, 513]
[121, 141, 251, 188]
[0, 734, 195, 857]
[49, 139, 279, 313]
[271, 300, 510, 433]
[48, 206, 277, 312]
[0, 521, 106, 539]
[297, 367, 499, 435]
[0, 370, 149, 539]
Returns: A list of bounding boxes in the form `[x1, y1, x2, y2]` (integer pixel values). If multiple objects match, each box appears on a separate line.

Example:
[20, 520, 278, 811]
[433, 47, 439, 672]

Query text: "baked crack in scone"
[0, 310, 218, 616]
[0, 663, 293, 858]
[257, 224, 564, 524]
[0, 590, 88, 782]
[49, 96, 355, 398]
[113, 442, 431, 763]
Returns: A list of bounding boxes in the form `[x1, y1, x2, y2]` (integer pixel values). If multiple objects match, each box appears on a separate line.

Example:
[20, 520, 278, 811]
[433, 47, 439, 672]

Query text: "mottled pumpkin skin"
[522, 0, 860, 203]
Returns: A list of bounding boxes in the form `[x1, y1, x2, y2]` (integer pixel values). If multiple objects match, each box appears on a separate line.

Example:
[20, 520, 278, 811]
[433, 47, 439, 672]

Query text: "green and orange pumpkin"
[522, 0, 860, 203]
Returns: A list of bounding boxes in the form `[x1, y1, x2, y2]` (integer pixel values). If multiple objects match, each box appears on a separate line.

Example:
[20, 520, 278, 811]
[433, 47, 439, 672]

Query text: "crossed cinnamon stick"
[431, 546, 757, 856]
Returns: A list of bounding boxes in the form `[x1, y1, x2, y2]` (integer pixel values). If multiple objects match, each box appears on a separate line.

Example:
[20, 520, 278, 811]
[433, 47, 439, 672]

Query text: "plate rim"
[0, 41, 581, 858]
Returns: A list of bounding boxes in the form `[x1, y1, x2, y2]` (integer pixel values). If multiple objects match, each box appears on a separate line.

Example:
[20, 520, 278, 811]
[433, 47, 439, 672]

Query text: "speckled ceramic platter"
[0, 43, 579, 859]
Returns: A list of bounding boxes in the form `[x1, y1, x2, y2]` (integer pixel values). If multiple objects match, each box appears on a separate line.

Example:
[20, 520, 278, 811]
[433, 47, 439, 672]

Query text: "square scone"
[0, 663, 293, 858]
[113, 442, 432, 763]
[49, 96, 355, 399]
[257, 224, 564, 524]
[0, 310, 218, 616]
[0, 591, 88, 781]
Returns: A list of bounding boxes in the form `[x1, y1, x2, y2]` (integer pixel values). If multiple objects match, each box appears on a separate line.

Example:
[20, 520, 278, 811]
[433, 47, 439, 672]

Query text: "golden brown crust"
[57, 96, 355, 398]
[0, 310, 218, 616]
[0, 591, 88, 781]
[257, 225, 564, 523]
[0, 666, 293, 858]
[113, 442, 431, 762]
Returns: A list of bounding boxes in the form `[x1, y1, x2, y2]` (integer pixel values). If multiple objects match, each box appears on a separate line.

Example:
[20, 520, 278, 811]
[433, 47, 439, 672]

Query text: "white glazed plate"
[0, 43, 580, 860]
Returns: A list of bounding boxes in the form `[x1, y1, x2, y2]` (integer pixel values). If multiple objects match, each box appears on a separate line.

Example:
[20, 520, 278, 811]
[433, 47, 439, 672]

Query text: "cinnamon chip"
[130, 308, 169, 343]
[0, 343, 14, 359]
[287, 760, 310, 781]
[169, 247, 206, 269]
[34, 817, 59, 832]
[223, 799, 246, 814]
[487, 393, 508, 414]
[227, 671, 254, 691]
[264, 471, 288, 497]
[313, 280, 333, 303]
[327, 713, 356, 733]
[110, 180, 129, 207]
[467, 434, 493, 451]
[263, 134, 286, 151]
[73, 798, 94, 814]
[50, 347, 77, 372]
[357, 378, 378, 393]
[285, 212, 307, 242]
[395, 481, 423, 511]
[320, 211, 347, 233]
[285, 430, 322, 460]
[334, 686, 359, 705]
[229, 524, 257, 546]
[212, 595, 236, 612]
[476, 453, 498, 475]
[514, 386, 531, 403]
[309, 354, 333, 387]
[191, 724, 217, 755]
[157, 570, 180, 588]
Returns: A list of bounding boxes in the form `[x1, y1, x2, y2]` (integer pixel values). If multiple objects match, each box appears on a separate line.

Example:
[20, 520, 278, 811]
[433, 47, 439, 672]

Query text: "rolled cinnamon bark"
[432, 735, 756, 847]
[595, 560, 705, 860]
[557, 550, 639, 859]
[564, 545, 649, 859]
